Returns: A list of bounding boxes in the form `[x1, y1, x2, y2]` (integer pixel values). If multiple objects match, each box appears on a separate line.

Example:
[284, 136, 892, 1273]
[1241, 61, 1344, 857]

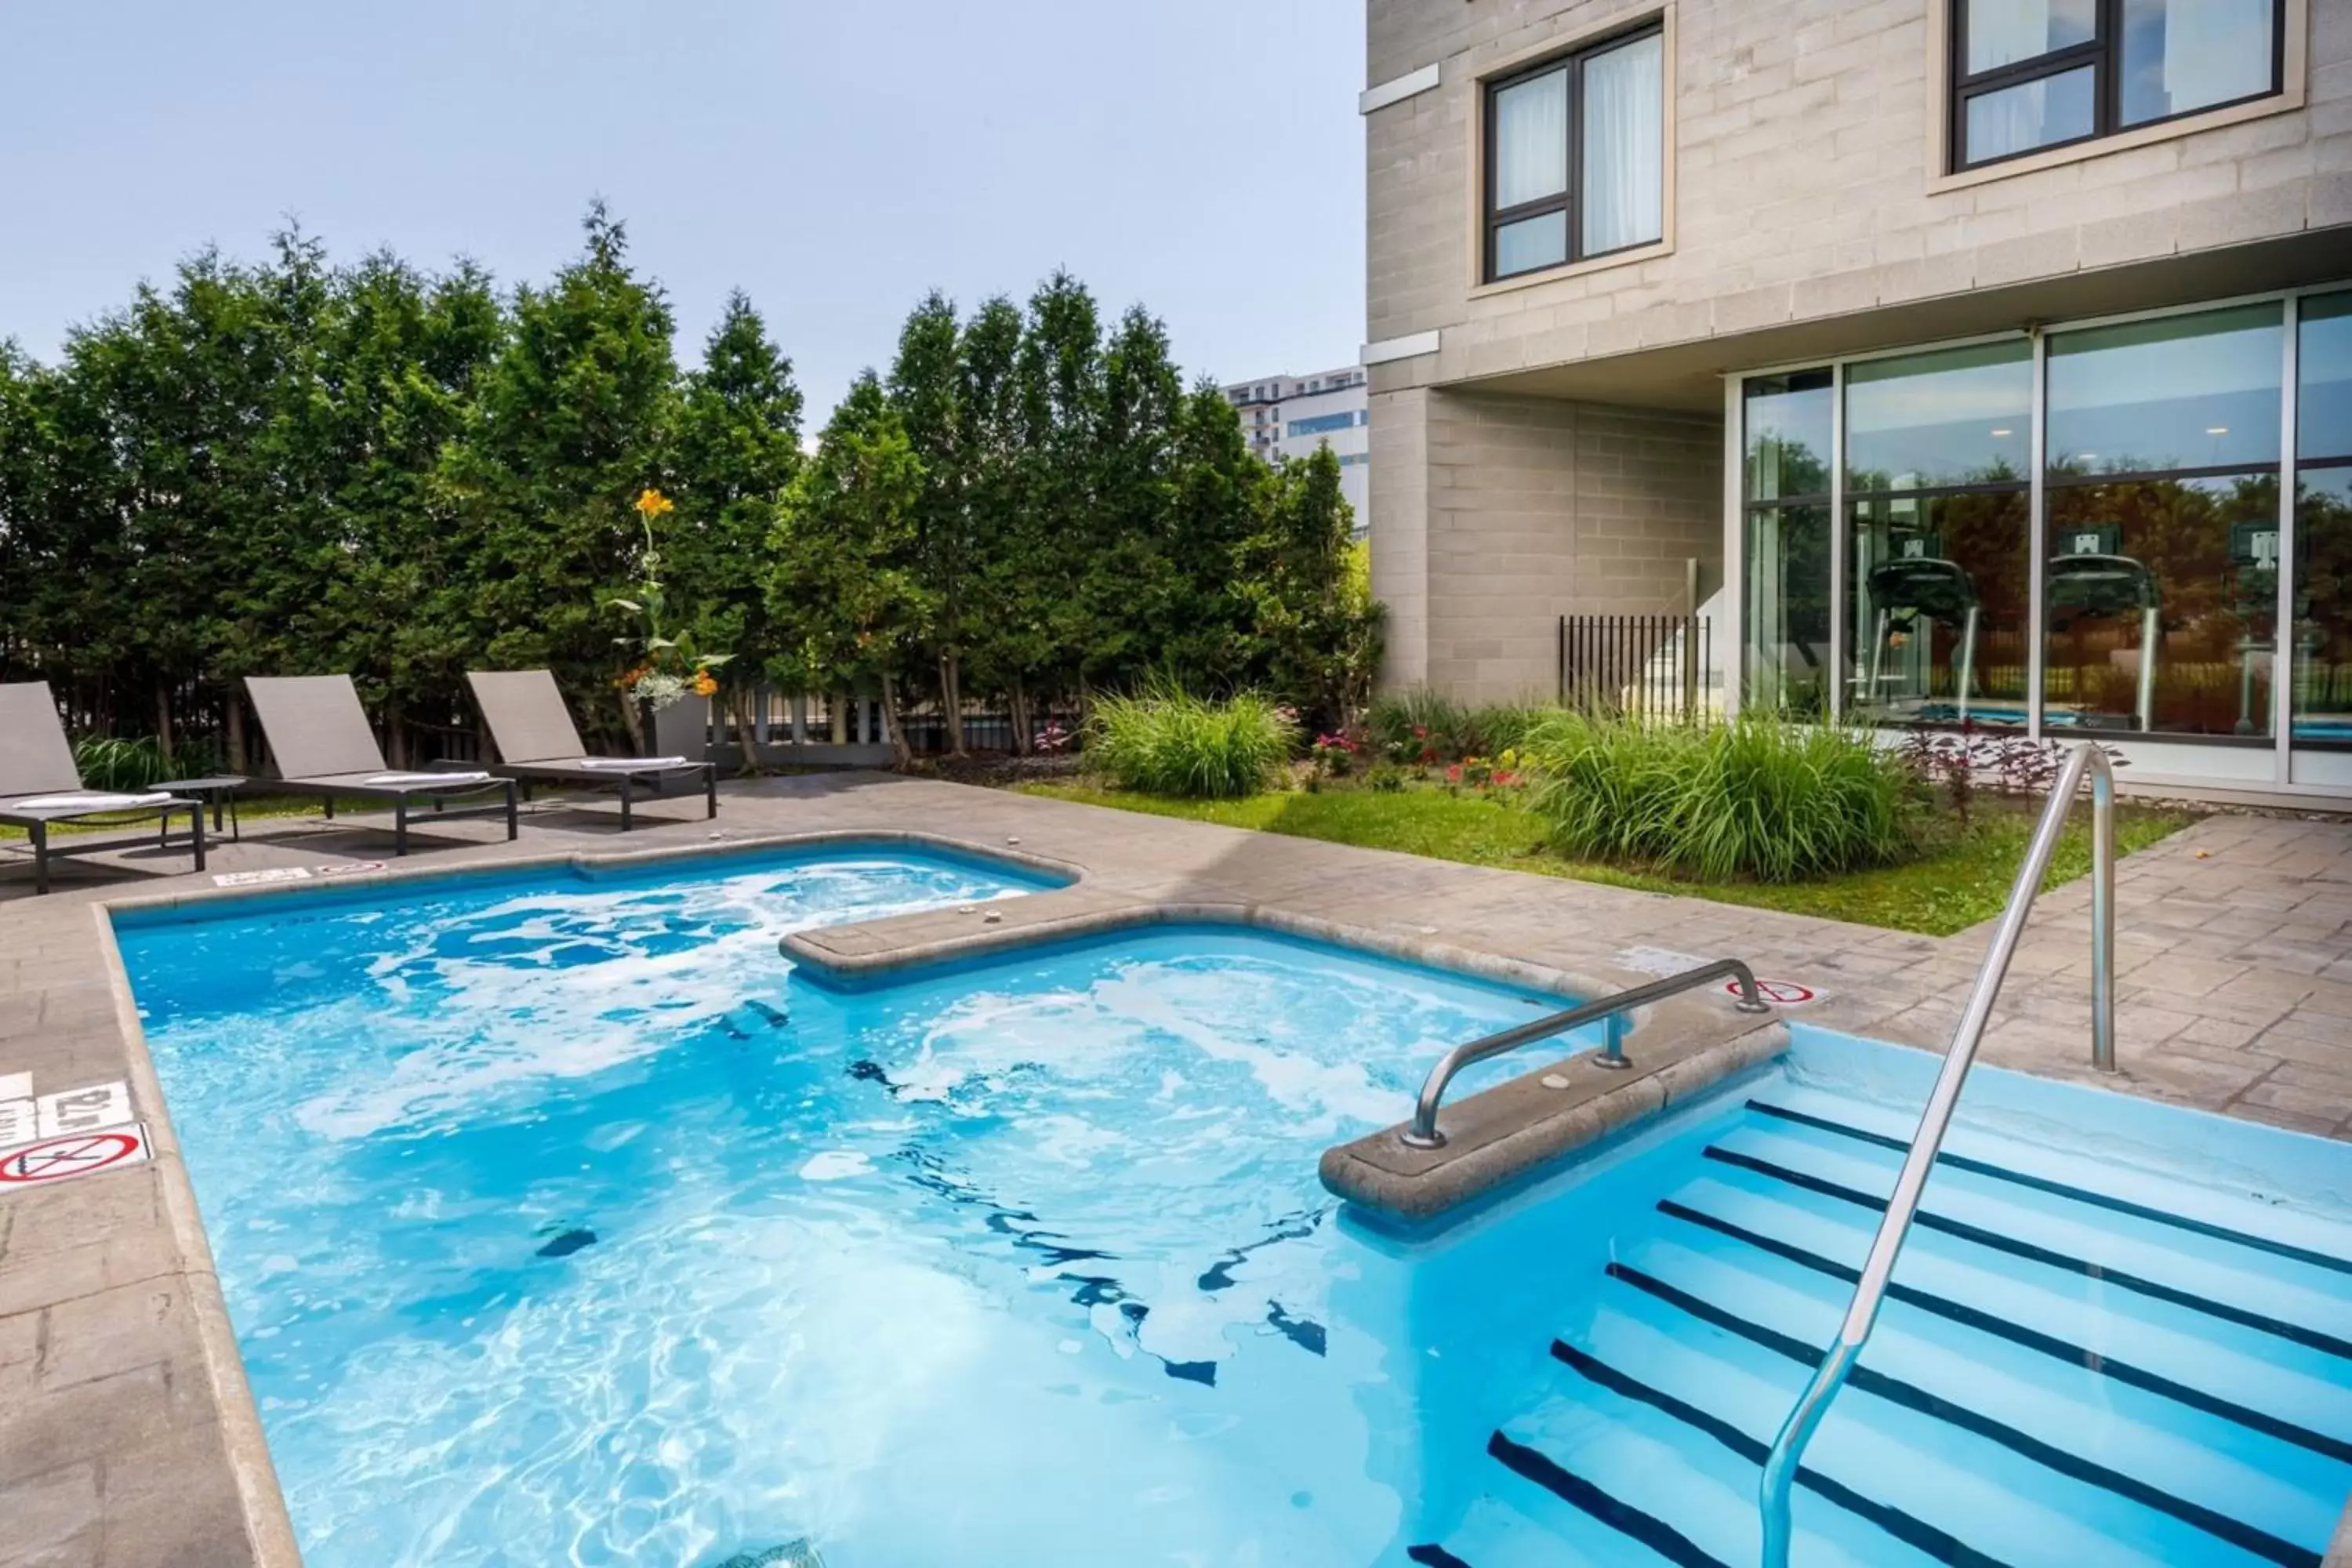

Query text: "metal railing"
[1399, 960, 1773, 1150]
[1756, 742, 2115, 1566]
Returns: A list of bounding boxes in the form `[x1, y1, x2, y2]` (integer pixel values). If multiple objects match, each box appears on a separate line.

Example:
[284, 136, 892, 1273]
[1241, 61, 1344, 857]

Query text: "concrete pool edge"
[1317, 1015, 1792, 1224]
[98, 826, 1085, 926]
[90, 905, 303, 1568]
[780, 892, 1616, 1001]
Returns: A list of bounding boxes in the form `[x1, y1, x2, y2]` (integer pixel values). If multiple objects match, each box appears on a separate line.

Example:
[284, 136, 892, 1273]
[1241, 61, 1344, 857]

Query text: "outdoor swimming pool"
[113, 844, 2352, 1566]
[114, 844, 1587, 1567]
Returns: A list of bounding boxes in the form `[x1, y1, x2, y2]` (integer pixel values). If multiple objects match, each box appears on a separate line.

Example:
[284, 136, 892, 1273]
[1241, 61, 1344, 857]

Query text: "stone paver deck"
[1, 773, 2347, 1566]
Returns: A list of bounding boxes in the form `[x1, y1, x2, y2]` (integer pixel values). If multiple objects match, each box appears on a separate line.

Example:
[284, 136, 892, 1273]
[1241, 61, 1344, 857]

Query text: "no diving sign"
[0, 1125, 151, 1189]
[1733, 978, 1817, 1006]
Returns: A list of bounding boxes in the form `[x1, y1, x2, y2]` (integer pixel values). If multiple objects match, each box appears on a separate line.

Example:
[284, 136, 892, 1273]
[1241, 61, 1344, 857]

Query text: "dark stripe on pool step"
[1658, 1199, 2352, 1464]
[1703, 1145, 2352, 1361]
[1485, 1431, 1729, 1568]
[1745, 1099, 2352, 1278]
[1406, 1546, 1472, 1567]
[1603, 1263, 2324, 1568]
[1548, 1340, 2009, 1568]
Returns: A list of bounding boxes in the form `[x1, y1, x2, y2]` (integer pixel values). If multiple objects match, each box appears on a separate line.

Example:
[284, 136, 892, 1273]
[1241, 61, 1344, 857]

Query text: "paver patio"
[1, 773, 2346, 1566]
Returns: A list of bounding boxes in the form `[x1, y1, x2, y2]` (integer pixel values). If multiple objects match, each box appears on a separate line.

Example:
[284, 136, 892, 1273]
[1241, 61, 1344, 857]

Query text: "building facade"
[1363, 0, 2350, 799]
[1224, 366, 1373, 527]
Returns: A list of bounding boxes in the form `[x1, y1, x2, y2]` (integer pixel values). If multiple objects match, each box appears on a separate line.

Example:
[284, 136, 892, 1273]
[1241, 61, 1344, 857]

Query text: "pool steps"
[1406, 1085, 2352, 1568]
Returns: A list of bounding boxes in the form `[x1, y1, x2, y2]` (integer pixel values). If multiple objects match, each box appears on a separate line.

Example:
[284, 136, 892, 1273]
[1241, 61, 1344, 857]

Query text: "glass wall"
[2042, 303, 2282, 736]
[2296, 292, 2352, 746]
[1742, 371, 1833, 713]
[1844, 343, 2034, 725]
[1733, 284, 2352, 773]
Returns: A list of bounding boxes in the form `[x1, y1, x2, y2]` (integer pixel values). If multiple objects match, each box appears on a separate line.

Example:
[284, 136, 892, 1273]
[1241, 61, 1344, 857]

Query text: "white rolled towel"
[363, 771, 492, 788]
[12, 792, 178, 811]
[576, 756, 689, 771]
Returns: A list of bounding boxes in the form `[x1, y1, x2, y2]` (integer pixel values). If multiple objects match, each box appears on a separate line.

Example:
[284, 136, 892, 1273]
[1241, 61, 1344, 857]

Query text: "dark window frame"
[1949, 0, 2288, 172]
[1483, 17, 1666, 284]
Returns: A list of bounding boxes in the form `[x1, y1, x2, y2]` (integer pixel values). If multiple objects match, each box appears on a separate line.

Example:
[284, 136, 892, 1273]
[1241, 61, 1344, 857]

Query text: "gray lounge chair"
[466, 670, 717, 831]
[0, 681, 206, 894]
[244, 675, 517, 855]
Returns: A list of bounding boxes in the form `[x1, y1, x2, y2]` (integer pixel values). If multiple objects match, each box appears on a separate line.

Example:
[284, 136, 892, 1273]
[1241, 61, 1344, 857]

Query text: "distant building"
[1222, 366, 1370, 532]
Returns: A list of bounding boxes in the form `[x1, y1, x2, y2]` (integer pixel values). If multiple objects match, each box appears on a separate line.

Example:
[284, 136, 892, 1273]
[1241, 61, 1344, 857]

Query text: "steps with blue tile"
[1407, 1087, 2352, 1568]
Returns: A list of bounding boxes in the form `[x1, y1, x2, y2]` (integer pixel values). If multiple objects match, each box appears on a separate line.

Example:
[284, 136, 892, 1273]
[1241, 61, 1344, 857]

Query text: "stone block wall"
[1372, 390, 1722, 699]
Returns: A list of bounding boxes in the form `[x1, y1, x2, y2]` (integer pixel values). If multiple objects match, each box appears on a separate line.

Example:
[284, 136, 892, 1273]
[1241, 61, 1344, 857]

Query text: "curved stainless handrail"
[1758, 742, 2114, 1565]
[1399, 959, 1772, 1150]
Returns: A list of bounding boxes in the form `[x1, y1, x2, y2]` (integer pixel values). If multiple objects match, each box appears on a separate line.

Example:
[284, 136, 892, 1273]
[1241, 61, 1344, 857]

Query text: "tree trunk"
[154, 677, 174, 764]
[727, 687, 759, 776]
[619, 688, 646, 754]
[879, 672, 913, 769]
[829, 695, 848, 745]
[940, 652, 967, 757]
[1009, 682, 1033, 755]
[226, 697, 249, 776]
[384, 701, 407, 769]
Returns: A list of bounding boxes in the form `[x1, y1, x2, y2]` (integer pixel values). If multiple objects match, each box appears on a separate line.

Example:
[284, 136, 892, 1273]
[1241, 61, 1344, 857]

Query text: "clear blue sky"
[0, 2, 1366, 418]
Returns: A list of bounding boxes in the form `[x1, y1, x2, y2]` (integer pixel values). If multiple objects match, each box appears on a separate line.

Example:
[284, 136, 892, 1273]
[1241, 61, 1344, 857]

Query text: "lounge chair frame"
[244, 676, 518, 856]
[463, 670, 717, 832]
[0, 681, 208, 895]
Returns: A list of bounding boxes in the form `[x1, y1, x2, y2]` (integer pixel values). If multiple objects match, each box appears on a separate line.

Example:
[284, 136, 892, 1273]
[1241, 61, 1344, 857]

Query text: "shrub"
[1087, 688, 1300, 799]
[1367, 689, 1552, 765]
[71, 735, 223, 791]
[1523, 712, 1911, 882]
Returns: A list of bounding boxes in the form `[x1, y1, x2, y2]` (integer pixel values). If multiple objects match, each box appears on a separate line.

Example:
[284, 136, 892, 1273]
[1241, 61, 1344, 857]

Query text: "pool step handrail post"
[1399, 959, 1772, 1151]
[1756, 742, 2116, 1566]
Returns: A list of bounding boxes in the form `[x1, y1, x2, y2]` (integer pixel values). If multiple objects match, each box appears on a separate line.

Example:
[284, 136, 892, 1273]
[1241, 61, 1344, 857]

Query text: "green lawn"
[1014, 781, 2194, 935]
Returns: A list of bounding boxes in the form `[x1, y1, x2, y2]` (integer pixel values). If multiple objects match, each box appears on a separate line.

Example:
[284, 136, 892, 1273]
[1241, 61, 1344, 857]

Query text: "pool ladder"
[1755, 742, 2116, 1568]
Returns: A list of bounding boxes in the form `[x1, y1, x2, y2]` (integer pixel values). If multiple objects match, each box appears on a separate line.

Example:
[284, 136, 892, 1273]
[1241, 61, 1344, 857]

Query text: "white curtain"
[1582, 33, 1663, 255]
[1492, 68, 1568, 209]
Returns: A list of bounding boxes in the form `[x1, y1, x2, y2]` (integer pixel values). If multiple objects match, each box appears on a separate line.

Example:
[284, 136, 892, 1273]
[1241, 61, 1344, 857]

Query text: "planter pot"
[644, 695, 710, 760]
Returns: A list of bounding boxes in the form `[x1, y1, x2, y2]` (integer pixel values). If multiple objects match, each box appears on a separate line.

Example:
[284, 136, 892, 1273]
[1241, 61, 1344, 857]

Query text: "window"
[1290, 412, 1359, 438]
[2295, 292, 2352, 749]
[1950, 0, 2285, 170]
[1483, 21, 1664, 281]
[2042, 303, 2285, 738]
[1741, 371, 1835, 714]
[1845, 343, 2035, 728]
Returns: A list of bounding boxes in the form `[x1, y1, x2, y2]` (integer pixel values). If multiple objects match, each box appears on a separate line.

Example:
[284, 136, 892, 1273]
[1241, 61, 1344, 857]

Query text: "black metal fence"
[1557, 613, 1713, 723]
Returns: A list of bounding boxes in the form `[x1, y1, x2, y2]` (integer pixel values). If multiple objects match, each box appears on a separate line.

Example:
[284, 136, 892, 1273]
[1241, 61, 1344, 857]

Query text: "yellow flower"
[692, 670, 719, 697]
[634, 488, 673, 517]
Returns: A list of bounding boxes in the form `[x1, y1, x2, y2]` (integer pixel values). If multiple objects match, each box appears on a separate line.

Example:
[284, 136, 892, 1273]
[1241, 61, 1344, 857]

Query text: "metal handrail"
[1757, 742, 2114, 1566]
[1399, 960, 1773, 1150]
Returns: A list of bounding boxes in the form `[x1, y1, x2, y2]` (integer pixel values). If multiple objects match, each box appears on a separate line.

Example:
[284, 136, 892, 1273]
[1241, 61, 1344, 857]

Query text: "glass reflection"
[2120, 0, 2276, 127]
[1849, 493, 2031, 726]
[2047, 304, 2283, 475]
[1744, 371, 1832, 502]
[2295, 466, 2352, 746]
[1964, 0, 2097, 71]
[1846, 342, 2031, 491]
[1746, 503, 1832, 715]
[1966, 67, 2097, 163]
[2043, 474, 2279, 735]
[2299, 291, 2352, 463]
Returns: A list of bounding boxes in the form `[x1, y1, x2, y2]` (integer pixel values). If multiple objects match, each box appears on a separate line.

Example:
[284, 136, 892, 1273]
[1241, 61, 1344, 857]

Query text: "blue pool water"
[117, 848, 2352, 1566]
[117, 845, 1589, 1567]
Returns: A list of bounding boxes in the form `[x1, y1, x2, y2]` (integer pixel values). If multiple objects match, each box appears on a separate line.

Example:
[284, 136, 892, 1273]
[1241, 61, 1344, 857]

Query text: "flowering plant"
[1034, 720, 1073, 755]
[1310, 729, 1361, 778]
[608, 488, 730, 710]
